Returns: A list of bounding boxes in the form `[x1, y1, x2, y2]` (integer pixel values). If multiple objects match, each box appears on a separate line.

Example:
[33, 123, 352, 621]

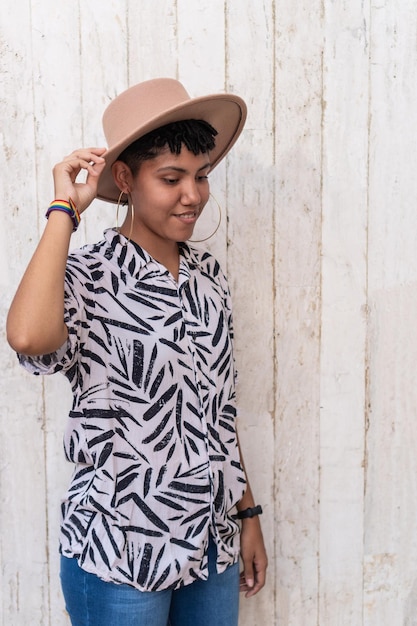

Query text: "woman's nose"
[180, 180, 201, 205]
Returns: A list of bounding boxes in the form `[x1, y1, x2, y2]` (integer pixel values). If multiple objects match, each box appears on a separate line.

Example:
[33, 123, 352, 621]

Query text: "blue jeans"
[60, 537, 239, 626]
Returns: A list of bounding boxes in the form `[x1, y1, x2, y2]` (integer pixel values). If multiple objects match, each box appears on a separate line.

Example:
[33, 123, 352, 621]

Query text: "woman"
[7, 78, 267, 626]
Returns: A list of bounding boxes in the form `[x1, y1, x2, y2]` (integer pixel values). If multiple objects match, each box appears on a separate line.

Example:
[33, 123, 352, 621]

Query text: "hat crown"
[103, 78, 191, 148]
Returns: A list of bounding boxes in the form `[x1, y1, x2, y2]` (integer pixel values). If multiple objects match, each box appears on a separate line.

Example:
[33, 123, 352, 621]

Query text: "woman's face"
[125, 146, 211, 250]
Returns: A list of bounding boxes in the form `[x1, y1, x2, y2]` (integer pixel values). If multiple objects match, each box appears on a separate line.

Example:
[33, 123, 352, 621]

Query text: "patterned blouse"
[19, 228, 246, 591]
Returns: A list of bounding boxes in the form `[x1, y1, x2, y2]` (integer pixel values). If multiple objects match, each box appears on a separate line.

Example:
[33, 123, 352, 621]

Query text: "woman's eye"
[197, 175, 209, 182]
[164, 178, 178, 185]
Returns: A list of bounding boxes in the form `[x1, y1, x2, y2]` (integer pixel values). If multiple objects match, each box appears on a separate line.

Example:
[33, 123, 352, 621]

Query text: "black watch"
[235, 505, 263, 519]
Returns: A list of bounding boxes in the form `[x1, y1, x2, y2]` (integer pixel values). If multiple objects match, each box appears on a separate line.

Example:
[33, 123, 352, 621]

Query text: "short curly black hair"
[117, 119, 218, 176]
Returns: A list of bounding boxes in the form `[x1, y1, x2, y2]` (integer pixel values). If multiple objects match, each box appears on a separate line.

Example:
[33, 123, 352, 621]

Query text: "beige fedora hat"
[97, 78, 247, 203]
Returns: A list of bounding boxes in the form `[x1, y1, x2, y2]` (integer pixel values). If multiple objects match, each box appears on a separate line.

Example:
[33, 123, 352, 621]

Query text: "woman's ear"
[112, 161, 132, 194]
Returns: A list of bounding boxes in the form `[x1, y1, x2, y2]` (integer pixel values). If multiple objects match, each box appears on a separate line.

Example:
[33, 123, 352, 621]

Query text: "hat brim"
[96, 94, 246, 204]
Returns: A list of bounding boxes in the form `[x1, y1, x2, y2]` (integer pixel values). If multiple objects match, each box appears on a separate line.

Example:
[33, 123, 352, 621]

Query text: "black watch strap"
[235, 505, 263, 519]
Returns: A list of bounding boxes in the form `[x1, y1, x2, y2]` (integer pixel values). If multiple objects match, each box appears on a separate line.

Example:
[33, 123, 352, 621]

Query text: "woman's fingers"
[53, 147, 107, 211]
[62, 147, 106, 164]
[59, 148, 106, 178]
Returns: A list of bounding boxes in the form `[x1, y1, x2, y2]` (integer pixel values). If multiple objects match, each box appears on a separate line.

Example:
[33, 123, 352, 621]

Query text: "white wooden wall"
[1, 1, 417, 624]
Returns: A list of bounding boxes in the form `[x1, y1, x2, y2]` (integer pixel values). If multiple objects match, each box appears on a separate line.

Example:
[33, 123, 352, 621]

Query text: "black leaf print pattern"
[132, 340, 144, 388]
[19, 230, 246, 592]
[144, 384, 178, 420]
[137, 543, 154, 586]
[117, 493, 170, 532]
[97, 442, 113, 468]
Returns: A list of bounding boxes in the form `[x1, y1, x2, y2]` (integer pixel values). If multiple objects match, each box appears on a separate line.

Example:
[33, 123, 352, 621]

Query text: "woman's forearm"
[6, 211, 73, 356]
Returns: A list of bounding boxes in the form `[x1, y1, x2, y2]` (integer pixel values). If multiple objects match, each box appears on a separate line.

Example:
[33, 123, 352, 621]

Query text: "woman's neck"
[120, 225, 180, 280]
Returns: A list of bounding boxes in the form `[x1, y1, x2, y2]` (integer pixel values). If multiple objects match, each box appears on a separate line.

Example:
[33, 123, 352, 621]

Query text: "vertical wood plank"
[273, 2, 323, 624]
[365, 1, 417, 623]
[0, 382, 49, 625]
[127, 0, 178, 83]
[320, 1, 370, 623]
[177, 0, 226, 92]
[1, 2, 50, 623]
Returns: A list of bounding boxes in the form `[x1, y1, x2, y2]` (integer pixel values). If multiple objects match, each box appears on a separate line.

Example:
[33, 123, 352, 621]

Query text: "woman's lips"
[174, 210, 199, 223]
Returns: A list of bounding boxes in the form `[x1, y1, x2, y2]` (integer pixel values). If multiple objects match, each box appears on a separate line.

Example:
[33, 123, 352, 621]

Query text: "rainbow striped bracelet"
[45, 198, 81, 231]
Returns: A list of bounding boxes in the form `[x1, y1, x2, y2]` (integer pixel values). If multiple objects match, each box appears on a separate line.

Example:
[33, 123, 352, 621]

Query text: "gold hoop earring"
[116, 191, 134, 244]
[126, 194, 135, 243]
[189, 193, 222, 243]
[116, 190, 127, 232]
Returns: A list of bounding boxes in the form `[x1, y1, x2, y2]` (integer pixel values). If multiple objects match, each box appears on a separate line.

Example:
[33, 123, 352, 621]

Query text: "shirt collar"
[103, 228, 203, 281]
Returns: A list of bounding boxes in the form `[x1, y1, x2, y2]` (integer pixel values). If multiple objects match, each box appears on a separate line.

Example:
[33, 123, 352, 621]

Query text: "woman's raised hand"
[53, 147, 107, 213]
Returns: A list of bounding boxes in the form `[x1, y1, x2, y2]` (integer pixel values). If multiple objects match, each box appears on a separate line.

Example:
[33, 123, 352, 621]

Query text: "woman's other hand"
[239, 517, 268, 598]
